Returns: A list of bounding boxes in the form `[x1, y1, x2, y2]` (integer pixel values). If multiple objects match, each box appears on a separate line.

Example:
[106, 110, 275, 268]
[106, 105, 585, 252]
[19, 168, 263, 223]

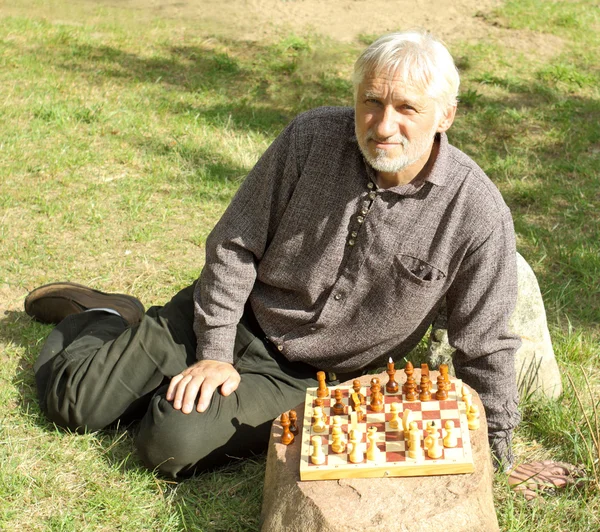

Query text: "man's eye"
[365, 98, 381, 106]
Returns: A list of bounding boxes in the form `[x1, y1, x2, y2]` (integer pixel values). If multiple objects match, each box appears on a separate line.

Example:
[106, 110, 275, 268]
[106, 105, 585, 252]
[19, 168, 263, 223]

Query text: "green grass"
[0, 0, 599, 529]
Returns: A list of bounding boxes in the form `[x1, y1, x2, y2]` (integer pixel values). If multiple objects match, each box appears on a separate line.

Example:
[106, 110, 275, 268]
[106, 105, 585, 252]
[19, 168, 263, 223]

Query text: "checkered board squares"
[299, 380, 474, 480]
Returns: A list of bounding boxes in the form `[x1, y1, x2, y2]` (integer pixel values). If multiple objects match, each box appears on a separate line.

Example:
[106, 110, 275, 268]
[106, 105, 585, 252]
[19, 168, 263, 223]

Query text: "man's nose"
[374, 106, 399, 139]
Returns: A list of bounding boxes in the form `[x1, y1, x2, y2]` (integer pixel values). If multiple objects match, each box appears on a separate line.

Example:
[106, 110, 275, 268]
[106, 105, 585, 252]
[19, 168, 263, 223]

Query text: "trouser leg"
[135, 322, 323, 478]
[34, 283, 198, 431]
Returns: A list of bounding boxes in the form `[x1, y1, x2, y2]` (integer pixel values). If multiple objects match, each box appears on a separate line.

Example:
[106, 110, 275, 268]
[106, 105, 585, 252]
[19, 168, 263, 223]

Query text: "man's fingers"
[220, 372, 241, 396]
[166, 374, 184, 401]
[173, 374, 193, 410]
[182, 378, 203, 414]
[197, 379, 217, 413]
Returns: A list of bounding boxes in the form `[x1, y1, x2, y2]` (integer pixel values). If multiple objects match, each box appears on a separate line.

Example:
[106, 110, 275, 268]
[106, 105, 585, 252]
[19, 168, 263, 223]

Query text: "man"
[28, 31, 520, 477]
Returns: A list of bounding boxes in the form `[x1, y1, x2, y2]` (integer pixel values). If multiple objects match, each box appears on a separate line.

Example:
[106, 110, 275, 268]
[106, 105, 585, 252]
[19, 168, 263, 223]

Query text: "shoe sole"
[25, 281, 145, 326]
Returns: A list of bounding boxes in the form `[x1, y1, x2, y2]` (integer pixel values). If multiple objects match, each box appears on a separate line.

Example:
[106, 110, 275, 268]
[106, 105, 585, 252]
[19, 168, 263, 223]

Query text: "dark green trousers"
[34, 282, 352, 477]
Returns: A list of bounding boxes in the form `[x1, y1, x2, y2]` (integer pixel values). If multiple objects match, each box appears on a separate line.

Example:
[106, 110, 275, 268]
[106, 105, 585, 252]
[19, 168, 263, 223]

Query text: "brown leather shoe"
[24, 282, 145, 326]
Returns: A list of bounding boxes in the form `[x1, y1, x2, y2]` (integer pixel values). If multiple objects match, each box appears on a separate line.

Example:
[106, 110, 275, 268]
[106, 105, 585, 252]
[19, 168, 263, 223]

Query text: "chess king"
[28, 31, 528, 479]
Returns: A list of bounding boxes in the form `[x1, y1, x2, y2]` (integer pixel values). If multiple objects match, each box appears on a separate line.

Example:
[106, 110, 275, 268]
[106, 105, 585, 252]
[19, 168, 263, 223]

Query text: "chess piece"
[310, 435, 326, 465]
[443, 420, 458, 448]
[424, 421, 443, 459]
[280, 412, 294, 445]
[348, 429, 364, 464]
[331, 416, 346, 453]
[435, 375, 448, 400]
[314, 398, 328, 424]
[354, 404, 365, 422]
[405, 378, 417, 401]
[367, 426, 381, 462]
[408, 421, 424, 460]
[312, 406, 327, 433]
[316, 370, 329, 398]
[439, 364, 450, 390]
[467, 404, 481, 430]
[352, 380, 366, 405]
[419, 374, 432, 401]
[386, 357, 399, 394]
[461, 385, 473, 410]
[369, 378, 384, 413]
[332, 388, 345, 415]
[349, 408, 359, 432]
[389, 402, 400, 429]
[402, 408, 412, 439]
[289, 409, 298, 434]
[421, 363, 430, 379]
[402, 361, 414, 394]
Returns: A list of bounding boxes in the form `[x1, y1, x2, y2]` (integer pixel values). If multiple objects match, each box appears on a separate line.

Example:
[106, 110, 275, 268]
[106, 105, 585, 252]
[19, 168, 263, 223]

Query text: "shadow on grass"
[451, 83, 600, 331]
[0, 310, 266, 530]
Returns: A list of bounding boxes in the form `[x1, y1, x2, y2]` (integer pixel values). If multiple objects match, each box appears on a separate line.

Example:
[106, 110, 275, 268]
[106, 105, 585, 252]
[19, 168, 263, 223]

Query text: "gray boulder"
[426, 252, 562, 400]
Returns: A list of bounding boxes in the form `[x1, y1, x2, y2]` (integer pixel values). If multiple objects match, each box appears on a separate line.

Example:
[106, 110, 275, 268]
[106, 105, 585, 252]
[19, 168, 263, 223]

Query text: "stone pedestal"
[260, 371, 499, 532]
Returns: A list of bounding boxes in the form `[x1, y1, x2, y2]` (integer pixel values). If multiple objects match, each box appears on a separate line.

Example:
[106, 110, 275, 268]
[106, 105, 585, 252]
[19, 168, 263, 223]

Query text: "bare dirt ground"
[103, 0, 501, 43]
[89, 0, 563, 58]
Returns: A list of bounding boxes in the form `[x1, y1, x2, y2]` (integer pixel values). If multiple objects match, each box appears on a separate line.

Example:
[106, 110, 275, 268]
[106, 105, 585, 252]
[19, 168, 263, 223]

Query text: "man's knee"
[134, 393, 271, 477]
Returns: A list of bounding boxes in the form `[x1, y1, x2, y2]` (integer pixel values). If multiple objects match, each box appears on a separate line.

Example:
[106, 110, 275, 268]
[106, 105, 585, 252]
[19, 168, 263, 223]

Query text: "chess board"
[299, 379, 475, 480]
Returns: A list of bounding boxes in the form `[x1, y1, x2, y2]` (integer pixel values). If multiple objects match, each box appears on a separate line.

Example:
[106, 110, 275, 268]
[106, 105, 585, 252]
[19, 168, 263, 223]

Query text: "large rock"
[426, 252, 562, 400]
[260, 371, 498, 532]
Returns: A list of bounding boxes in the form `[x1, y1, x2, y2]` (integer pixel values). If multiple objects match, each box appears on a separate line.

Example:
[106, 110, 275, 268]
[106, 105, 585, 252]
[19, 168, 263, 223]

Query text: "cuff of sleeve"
[488, 429, 514, 472]
[194, 324, 237, 364]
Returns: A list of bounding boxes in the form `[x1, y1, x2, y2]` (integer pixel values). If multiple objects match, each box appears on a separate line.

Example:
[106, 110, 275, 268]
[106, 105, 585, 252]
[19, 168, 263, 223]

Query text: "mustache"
[365, 131, 408, 146]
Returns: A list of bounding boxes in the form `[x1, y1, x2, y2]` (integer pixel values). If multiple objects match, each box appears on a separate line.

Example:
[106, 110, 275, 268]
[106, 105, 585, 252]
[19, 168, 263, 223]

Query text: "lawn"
[0, 0, 598, 530]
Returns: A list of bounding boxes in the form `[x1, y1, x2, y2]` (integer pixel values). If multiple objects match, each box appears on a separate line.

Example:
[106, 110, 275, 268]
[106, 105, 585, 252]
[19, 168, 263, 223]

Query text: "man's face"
[354, 71, 451, 177]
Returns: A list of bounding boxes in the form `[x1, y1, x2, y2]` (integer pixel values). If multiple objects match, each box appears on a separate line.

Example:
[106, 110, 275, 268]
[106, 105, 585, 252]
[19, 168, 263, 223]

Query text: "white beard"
[357, 124, 438, 174]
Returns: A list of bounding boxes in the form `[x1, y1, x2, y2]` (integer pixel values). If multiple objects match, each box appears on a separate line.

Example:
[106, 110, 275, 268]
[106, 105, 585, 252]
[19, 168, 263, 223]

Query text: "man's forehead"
[359, 70, 429, 102]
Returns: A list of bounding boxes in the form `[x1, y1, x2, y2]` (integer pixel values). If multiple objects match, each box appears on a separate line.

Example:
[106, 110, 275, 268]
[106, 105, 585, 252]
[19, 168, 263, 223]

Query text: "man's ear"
[436, 105, 457, 133]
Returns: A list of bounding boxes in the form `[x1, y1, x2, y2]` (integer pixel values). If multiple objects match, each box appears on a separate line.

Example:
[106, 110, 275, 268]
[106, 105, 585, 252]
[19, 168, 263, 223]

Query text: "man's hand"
[166, 359, 241, 414]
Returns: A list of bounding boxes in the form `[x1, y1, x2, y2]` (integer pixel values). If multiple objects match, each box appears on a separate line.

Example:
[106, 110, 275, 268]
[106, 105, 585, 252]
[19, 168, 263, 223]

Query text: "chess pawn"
[402, 361, 414, 394]
[348, 429, 364, 464]
[424, 421, 443, 459]
[331, 424, 346, 453]
[461, 385, 473, 410]
[402, 408, 412, 439]
[389, 402, 400, 430]
[366, 426, 382, 462]
[443, 420, 458, 448]
[332, 388, 345, 415]
[435, 375, 448, 401]
[405, 377, 417, 401]
[289, 409, 298, 434]
[354, 404, 365, 422]
[467, 404, 481, 430]
[419, 374, 432, 401]
[407, 421, 424, 460]
[280, 412, 294, 445]
[369, 378, 384, 413]
[312, 406, 327, 433]
[310, 435, 326, 465]
[314, 398, 329, 424]
[316, 370, 329, 398]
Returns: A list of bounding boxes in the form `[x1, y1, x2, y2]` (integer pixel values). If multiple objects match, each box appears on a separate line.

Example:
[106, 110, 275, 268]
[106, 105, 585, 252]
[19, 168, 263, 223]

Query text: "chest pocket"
[393, 254, 447, 288]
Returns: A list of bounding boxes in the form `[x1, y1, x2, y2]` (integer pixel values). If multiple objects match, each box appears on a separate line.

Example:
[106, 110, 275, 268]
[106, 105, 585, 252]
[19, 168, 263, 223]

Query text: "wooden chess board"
[299, 380, 475, 480]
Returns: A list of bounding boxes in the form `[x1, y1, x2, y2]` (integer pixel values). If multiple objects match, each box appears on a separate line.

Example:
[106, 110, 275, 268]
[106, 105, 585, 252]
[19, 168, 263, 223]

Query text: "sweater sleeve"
[193, 120, 300, 363]
[445, 209, 522, 466]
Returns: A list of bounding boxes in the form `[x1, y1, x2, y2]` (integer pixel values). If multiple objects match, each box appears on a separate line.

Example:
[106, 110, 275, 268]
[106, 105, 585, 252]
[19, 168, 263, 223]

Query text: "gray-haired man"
[28, 31, 522, 477]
